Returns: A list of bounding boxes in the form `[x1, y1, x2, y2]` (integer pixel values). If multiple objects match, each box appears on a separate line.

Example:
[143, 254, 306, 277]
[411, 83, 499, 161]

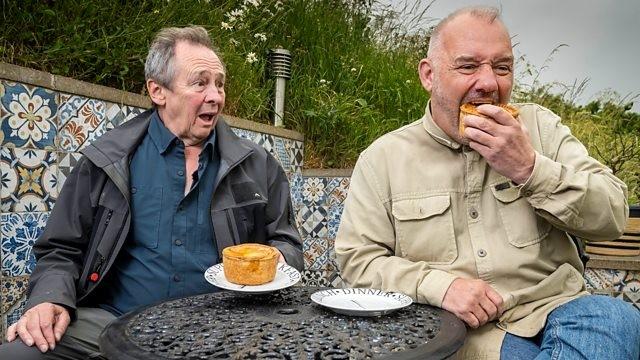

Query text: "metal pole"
[269, 49, 291, 127]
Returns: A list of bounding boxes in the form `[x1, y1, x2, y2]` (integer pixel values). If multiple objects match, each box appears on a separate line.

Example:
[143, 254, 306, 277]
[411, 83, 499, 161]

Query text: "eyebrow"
[453, 55, 514, 64]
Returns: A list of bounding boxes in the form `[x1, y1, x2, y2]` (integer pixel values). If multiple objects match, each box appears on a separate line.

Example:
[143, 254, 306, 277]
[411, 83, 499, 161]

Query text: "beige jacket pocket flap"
[491, 185, 521, 203]
[392, 195, 450, 221]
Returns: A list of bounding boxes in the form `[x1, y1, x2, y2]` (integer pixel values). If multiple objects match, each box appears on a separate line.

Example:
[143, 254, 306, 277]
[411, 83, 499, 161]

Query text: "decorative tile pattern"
[584, 268, 613, 291]
[1, 148, 58, 212]
[290, 172, 304, 206]
[301, 270, 330, 287]
[4, 295, 27, 328]
[1, 275, 29, 313]
[297, 205, 328, 238]
[1, 212, 49, 276]
[327, 204, 344, 240]
[57, 94, 106, 151]
[0, 81, 58, 150]
[105, 102, 145, 128]
[301, 177, 326, 206]
[325, 238, 338, 273]
[231, 127, 258, 142]
[325, 177, 350, 206]
[304, 237, 329, 270]
[289, 140, 304, 173]
[273, 138, 291, 174]
[56, 152, 84, 193]
[614, 271, 640, 293]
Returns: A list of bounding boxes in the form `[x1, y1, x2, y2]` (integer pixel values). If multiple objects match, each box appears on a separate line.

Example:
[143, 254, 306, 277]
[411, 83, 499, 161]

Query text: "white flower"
[229, 38, 239, 46]
[350, 68, 357, 72]
[254, 33, 267, 42]
[246, 52, 258, 64]
[405, 79, 411, 84]
[319, 79, 326, 84]
[221, 21, 233, 30]
[275, 1, 283, 9]
[230, 9, 244, 17]
[244, 0, 261, 7]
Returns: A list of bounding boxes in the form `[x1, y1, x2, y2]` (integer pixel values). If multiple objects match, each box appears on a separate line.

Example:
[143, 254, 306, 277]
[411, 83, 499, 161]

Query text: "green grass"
[1, 0, 638, 202]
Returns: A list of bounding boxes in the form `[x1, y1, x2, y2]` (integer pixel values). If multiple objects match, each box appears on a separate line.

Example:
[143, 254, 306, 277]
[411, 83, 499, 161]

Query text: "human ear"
[147, 79, 167, 107]
[418, 58, 434, 92]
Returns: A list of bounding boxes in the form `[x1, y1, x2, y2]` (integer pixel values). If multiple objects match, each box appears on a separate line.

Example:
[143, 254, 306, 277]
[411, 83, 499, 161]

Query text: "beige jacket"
[335, 103, 628, 359]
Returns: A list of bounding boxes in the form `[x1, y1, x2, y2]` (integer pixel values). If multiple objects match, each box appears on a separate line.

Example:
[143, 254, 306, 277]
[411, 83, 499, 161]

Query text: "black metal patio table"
[98, 286, 466, 359]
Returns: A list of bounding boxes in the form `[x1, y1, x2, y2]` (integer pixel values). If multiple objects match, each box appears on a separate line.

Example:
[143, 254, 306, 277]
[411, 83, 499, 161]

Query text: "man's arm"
[264, 154, 303, 271]
[465, 104, 628, 240]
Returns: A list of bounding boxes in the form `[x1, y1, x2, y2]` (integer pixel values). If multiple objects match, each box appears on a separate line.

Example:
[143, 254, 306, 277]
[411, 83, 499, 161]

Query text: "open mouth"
[198, 113, 216, 122]
[468, 99, 494, 106]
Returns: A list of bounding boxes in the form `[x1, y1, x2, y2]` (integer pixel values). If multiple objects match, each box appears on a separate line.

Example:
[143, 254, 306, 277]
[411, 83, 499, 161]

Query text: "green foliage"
[1, 0, 638, 202]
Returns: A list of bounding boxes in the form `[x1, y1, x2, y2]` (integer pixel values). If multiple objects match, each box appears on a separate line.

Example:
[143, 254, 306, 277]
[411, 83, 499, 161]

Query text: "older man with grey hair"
[336, 6, 640, 359]
[0, 26, 302, 359]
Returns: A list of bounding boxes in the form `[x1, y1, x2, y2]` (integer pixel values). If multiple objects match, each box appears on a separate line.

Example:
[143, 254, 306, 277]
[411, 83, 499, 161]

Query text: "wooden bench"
[586, 207, 640, 257]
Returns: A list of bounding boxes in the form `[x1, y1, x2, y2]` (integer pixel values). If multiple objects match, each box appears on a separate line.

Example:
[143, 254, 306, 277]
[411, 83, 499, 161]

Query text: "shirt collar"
[149, 110, 217, 157]
[421, 100, 462, 150]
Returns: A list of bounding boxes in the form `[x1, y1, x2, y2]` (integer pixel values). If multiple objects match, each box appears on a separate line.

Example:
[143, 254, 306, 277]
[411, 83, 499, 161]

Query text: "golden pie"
[459, 102, 519, 137]
[222, 243, 279, 285]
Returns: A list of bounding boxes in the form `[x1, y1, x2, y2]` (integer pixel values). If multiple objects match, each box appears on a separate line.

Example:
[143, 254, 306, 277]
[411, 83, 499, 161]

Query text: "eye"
[457, 64, 478, 74]
[494, 65, 512, 76]
[215, 79, 225, 88]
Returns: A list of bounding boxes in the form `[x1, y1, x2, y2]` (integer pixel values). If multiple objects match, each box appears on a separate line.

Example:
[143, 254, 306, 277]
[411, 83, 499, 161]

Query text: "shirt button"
[174, 239, 183, 246]
[178, 206, 184, 211]
[524, 190, 533, 197]
[173, 274, 181, 282]
[178, 170, 184, 176]
[469, 207, 479, 219]
[477, 249, 487, 257]
[131, 187, 137, 194]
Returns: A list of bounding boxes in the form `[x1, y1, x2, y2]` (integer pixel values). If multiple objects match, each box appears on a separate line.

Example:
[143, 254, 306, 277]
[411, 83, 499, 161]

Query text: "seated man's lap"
[501, 295, 640, 360]
[0, 307, 116, 360]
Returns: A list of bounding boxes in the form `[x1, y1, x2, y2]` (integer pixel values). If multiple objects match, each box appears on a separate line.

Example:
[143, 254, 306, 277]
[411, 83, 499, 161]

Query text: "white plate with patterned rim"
[204, 263, 301, 294]
[310, 288, 413, 316]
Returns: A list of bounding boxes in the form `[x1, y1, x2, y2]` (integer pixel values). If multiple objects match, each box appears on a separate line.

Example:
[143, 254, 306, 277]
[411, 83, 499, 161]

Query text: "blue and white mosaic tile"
[584, 268, 614, 291]
[327, 204, 344, 240]
[304, 237, 328, 270]
[0, 81, 58, 150]
[301, 177, 326, 206]
[289, 140, 304, 173]
[105, 102, 145, 128]
[301, 270, 330, 287]
[273, 138, 291, 174]
[325, 177, 350, 206]
[297, 205, 328, 238]
[1, 148, 58, 212]
[231, 127, 258, 142]
[1, 212, 49, 276]
[57, 94, 106, 152]
[4, 295, 27, 329]
[56, 152, 84, 193]
[290, 172, 304, 206]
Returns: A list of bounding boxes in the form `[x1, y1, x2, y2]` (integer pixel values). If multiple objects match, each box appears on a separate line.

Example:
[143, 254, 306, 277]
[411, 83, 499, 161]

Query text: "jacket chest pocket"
[491, 186, 551, 247]
[392, 194, 457, 264]
[130, 186, 163, 249]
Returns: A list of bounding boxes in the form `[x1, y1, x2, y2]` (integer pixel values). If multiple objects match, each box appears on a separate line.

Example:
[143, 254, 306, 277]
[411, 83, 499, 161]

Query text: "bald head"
[427, 6, 510, 60]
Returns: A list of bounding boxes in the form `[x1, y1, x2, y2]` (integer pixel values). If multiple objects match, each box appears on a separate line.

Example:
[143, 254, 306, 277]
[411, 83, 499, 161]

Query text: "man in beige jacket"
[335, 6, 640, 360]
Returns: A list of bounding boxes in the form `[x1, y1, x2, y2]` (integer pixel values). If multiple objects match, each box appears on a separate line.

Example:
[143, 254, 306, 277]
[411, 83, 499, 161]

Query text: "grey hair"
[145, 26, 223, 88]
[427, 6, 504, 57]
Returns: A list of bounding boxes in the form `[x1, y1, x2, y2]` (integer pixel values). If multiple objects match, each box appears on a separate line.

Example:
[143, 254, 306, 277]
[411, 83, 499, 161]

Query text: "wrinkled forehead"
[174, 41, 226, 77]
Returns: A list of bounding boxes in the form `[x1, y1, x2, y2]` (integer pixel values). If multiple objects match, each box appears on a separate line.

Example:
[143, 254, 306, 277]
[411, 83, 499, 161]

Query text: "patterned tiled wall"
[294, 174, 350, 288]
[584, 268, 640, 310]
[0, 77, 305, 338]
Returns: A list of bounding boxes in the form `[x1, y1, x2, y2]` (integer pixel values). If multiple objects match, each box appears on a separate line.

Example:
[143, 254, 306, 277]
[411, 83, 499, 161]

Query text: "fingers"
[485, 287, 505, 316]
[478, 296, 499, 321]
[24, 311, 51, 353]
[53, 308, 71, 342]
[40, 310, 57, 350]
[460, 311, 481, 329]
[6, 322, 17, 342]
[476, 104, 517, 126]
[464, 114, 497, 136]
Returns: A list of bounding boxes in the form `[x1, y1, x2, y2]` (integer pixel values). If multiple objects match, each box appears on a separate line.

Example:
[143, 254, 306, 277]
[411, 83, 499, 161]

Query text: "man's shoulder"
[362, 118, 424, 157]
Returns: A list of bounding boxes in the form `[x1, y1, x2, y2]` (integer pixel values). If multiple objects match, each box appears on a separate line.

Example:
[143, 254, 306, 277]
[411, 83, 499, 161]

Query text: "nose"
[474, 64, 499, 94]
[204, 85, 224, 104]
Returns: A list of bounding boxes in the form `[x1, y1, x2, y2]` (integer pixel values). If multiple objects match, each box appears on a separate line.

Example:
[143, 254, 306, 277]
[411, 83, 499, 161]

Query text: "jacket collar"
[81, 109, 251, 168]
[422, 101, 462, 151]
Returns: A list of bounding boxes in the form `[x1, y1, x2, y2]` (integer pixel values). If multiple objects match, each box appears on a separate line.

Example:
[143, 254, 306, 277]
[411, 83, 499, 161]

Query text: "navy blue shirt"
[99, 111, 220, 316]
